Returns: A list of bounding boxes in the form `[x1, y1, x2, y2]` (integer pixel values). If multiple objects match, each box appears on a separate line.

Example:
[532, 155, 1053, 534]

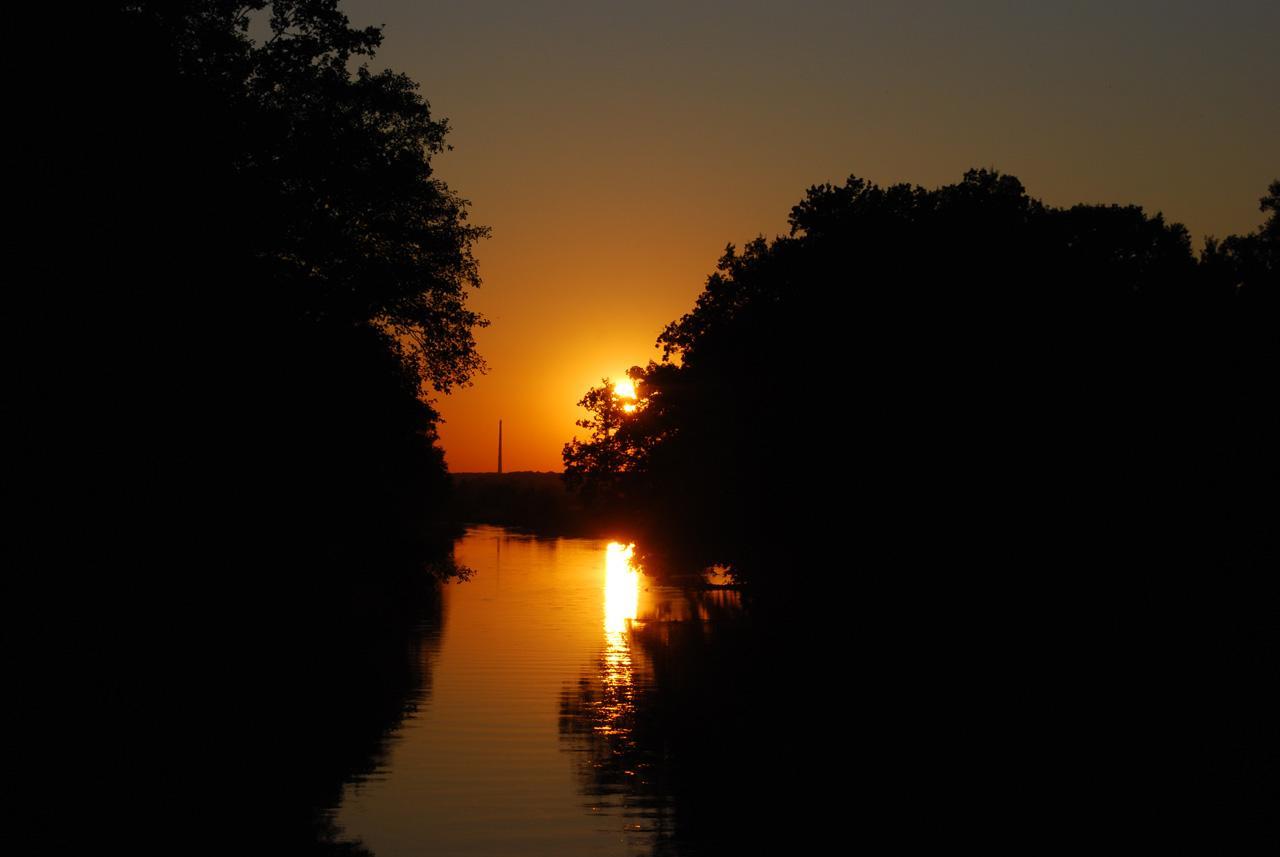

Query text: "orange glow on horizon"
[371, 5, 1273, 475]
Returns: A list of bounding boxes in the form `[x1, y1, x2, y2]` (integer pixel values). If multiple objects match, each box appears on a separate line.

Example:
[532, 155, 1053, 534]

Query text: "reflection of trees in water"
[558, 587, 747, 857]
[311, 572, 449, 854]
[560, 612, 675, 854]
[256, 550, 460, 856]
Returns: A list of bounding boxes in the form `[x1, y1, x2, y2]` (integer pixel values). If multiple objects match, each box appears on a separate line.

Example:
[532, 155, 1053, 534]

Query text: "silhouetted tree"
[1202, 178, 1279, 309]
[14, 4, 488, 854]
[562, 376, 649, 485]
[561, 169, 1277, 848]
[37, 1, 490, 548]
[562, 170, 1280, 582]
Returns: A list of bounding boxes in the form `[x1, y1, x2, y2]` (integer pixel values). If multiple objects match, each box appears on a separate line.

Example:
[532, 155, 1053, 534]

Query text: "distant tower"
[498, 419, 503, 474]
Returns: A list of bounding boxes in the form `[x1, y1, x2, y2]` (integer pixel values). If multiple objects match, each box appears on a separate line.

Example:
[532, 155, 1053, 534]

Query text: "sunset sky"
[342, 0, 1278, 472]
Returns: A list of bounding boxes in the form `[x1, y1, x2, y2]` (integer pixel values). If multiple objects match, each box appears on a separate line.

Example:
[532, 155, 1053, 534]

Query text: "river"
[327, 520, 1276, 855]
[330, 525, 741, 856]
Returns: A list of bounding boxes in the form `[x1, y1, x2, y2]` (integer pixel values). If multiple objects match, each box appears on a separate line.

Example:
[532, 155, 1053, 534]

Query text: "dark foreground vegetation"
[565, 172, 1278, 848]
[14, 3, 481, 854]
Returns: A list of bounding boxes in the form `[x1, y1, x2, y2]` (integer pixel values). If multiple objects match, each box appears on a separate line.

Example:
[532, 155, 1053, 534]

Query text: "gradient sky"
[342, 0, 1278, 472]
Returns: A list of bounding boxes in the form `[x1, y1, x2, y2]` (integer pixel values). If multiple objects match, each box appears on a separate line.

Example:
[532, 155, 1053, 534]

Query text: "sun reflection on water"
[599, 542, 640, 737]
[604, 542, 639, 635]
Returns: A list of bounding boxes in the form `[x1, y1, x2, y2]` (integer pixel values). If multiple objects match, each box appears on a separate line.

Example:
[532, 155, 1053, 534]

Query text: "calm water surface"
[333, 526, 737, 856]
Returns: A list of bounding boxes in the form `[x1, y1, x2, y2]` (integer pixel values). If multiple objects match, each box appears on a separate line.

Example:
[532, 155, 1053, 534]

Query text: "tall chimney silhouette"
[498, 419, 503, 474]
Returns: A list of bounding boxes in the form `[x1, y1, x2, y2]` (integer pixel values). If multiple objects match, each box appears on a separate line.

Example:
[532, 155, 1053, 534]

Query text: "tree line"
[562, 170, 1277, 847]
[566, 169, 1276, 585]
[13, 3, 487, 853]
[16, 2, 488, 576]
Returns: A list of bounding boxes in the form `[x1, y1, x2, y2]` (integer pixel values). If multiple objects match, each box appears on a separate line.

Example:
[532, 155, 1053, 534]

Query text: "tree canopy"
[38, 1, 494, 552]
[563, 170, 1277, 583]
[11, 3, 496, 852]
[562, 172, 1277, 851]
[116, 0, 489, 392]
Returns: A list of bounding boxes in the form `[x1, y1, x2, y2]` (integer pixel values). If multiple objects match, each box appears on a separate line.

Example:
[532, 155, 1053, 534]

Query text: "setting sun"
[614, 379, 637, 399]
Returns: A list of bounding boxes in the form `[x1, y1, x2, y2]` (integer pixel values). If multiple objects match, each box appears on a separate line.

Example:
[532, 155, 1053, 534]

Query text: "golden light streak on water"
[604, 542, 639, 635]
[600, 542, 640, 736]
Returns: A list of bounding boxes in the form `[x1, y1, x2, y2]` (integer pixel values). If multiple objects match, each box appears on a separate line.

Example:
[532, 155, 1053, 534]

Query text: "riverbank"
[447, 472, 617, 537]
